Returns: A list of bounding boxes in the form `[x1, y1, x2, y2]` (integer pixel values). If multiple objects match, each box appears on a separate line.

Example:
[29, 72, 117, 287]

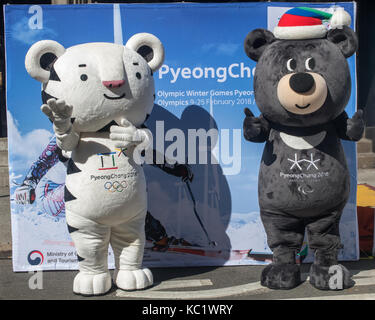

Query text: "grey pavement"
[358, 168, 375, 186]
[0, 186, 11, 258]
[0, 258, 375, 300]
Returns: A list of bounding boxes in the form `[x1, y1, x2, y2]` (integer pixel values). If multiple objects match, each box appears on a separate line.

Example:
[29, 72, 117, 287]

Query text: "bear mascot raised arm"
[25, 33, 164, 296]
[243, 7, 364, 290]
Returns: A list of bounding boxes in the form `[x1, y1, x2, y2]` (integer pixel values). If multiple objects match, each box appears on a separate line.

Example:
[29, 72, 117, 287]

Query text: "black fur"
[243, 27, 362, 290]
[49, 64, 61, 82]
[41, 90, 56, 105]
[67, 224, 79, 234]
[67, 159, 81, 175]
[77, 254, 85, 262]
[309, 263, 354, 290]
[248, 38, 353, 127]
[56, 147, 69, 163]
[64, 186, 76, 202]
[137, 45, 153, 63]
[40, 52, 57, 71]
[97, 120, 117, 133]
[261, 263, 301, 290]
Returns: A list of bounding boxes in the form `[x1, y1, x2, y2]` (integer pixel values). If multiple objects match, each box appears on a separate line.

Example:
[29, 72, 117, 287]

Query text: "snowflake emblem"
[287, 153, 320, 171]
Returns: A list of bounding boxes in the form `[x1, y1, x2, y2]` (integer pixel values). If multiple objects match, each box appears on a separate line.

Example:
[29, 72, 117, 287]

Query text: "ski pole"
[185, 180, 217, 247]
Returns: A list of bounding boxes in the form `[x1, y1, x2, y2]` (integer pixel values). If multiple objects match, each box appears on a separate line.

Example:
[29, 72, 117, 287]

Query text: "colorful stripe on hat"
[274, 7, 334, 40]
[286, 7, 332, 20]
[278, 14, 324, 27]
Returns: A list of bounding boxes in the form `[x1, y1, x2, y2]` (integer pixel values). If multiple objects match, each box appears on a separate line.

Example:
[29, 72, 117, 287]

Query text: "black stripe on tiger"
[77, 254, 85, 262]
[41, 90, 56, 105]
[97, 120, 117, 132]
[67, 159, 81, 174]
[56, 147, 69, 163]
[67, 224, 79, 234]
[49, 64, 61, 82]
[64, 186, 76, 202]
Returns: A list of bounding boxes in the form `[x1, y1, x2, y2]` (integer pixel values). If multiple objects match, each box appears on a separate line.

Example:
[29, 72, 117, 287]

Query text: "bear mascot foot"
[309, 264, 354, 290]
[114, 268, 153, 291]
[310, 250, 354, 290]
[261, 263, 301, 290]
[73, 271, 112, 296]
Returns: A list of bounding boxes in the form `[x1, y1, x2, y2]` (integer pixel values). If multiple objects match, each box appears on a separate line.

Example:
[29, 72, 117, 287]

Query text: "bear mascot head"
[25, 33, 164, 296]
[243, 7, 364, 290]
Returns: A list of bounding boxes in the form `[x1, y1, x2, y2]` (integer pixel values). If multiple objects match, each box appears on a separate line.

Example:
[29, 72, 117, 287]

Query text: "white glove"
[41, 98, 79, 150]
[41, 98, 73, 135]
[110, 119, 150, 149]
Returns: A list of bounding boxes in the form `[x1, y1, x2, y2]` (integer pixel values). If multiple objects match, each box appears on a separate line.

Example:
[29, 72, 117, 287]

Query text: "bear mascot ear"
[126, 33, 165, 71]
[25, 40, 66, 83]
[327, 26, 358, 58]
[244, 28, 275, 62]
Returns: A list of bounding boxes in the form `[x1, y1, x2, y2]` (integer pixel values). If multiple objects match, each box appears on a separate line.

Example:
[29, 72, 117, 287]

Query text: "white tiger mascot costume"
[25, 33, 164, 296]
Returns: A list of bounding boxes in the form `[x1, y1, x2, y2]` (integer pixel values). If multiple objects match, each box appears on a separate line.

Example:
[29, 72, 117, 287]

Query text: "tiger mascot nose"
[102, 80, 125, 88]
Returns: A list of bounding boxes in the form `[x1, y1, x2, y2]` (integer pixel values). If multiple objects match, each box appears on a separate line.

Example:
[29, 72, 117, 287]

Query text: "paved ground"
[1, 258, 374, 300]
[358, 168, 375, 186]
[0, 186, 11, 258]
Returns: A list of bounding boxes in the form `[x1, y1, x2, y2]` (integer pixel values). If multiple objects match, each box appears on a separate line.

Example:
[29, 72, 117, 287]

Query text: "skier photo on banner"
[14, 135, 194, 251]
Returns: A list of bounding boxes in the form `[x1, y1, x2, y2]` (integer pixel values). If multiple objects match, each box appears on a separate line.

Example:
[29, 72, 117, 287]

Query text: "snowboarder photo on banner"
[14, 136, 194, 251]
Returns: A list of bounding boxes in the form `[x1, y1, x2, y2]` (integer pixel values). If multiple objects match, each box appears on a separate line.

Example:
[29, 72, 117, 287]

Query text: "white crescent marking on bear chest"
[279, 131, 327, 150]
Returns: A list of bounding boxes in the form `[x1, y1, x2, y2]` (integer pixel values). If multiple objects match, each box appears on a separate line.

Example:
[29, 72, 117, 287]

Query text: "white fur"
[25, 40, 65, 83]
[25, 34, 164, 295]
[274, 8, 352, 40]
[274, 24, 327, 40]
[280, 131, 327, 150]
[126, 33, 165, 71]
[330, 8, 351, 29]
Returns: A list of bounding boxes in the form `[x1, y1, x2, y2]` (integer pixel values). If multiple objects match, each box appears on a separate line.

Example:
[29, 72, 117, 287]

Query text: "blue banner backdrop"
[4, 2, 358, 271]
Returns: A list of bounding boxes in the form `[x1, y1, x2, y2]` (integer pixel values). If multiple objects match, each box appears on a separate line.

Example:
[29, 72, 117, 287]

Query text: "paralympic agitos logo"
[27, 250, 44, 265]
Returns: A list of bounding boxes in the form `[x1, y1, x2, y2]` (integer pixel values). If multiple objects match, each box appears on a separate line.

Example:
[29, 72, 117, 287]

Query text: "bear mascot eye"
[80, 74, 88, 81]
[286, 58, 297, 72]
[305, 57, 315, 71]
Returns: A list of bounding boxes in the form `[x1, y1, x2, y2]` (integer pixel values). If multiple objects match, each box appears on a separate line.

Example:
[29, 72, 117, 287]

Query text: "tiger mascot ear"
[25, 40, 65, 83]
[125, 33, 164, 72]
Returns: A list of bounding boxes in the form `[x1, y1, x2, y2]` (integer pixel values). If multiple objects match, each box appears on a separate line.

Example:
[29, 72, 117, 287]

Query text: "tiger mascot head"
[25, 33, 164, 132]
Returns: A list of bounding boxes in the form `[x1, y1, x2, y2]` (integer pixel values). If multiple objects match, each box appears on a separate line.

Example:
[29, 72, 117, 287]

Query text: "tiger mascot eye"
[25, 33, 164, 296]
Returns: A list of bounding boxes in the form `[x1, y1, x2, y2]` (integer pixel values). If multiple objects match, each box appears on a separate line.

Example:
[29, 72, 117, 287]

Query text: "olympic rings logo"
[104, 181, 128, 192]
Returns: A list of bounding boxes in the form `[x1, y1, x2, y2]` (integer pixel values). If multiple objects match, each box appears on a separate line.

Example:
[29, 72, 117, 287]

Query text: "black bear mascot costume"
[243, 7, 364, 290]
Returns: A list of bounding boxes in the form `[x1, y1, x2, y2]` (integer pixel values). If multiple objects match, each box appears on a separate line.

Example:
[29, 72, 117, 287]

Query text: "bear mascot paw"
[261, 263, 301, 290]
[309, 250, 354, 290]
